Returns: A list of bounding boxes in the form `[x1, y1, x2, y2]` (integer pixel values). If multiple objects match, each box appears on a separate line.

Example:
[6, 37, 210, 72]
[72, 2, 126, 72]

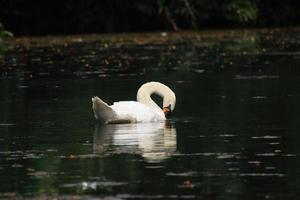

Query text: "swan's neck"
[136, 82, 176, 116]
[138, 93, 162, 114]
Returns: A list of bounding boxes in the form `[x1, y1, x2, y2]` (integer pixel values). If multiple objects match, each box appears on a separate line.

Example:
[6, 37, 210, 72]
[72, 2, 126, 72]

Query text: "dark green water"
[1, 29, 300, 199]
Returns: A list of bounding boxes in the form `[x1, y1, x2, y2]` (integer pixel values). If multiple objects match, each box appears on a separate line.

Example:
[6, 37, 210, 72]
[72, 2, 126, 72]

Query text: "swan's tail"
[92, 96, 117, 123]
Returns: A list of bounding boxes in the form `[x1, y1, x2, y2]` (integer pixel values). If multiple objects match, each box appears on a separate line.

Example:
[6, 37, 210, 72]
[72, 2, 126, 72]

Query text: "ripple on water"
[256, 153, 278, 157]
[251, 96, 267, 99]
[0, 123, 15, 126]
[217, 153, 237, 159]
[117, 194, 196, 199]
[255, 152, 296, 157]
[61, 181, 128, 191]
[239, 173, 285, 177]
[173, 152, 240, 159]
[235, 74, 280, 80]
[28, 171, 49, 179]
[251, 136, 281, 139]
[248, 160, 262, 165]
[166, 171, 199, 177]
[219, 134, 237, 137]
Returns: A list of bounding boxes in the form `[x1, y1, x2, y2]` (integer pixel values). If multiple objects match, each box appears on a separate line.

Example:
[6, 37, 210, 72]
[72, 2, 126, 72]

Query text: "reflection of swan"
[92, 82, 176, 124]
[94, 122, 177, 162]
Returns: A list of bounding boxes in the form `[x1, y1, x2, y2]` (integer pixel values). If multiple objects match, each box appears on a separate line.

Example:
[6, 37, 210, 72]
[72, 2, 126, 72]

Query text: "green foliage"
[157, 0, 198, 30]
[157, 0, 258, 30]
[0, 23, 13, 67]
[223, 0, 258, 23]
[0, 23, 13, 39]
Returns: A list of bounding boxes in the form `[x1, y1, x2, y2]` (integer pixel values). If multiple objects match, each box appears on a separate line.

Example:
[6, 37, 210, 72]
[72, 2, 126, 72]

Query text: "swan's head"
[163, 105, 171, 116]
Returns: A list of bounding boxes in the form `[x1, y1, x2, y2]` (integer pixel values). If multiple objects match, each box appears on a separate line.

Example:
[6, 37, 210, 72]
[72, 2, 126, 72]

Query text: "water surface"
[1, 29, 300, 199]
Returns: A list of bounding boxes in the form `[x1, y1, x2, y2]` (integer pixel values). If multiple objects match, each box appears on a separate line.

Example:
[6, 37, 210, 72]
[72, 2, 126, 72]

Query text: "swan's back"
[111, 101, 165, 123]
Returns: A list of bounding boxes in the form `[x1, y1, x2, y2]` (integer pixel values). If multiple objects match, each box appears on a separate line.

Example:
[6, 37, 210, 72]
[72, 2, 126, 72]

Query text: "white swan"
[92, 81, 176, 124]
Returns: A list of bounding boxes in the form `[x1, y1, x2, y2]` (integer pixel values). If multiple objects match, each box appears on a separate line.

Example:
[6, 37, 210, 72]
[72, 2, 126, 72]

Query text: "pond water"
[1, 29, 300, 199]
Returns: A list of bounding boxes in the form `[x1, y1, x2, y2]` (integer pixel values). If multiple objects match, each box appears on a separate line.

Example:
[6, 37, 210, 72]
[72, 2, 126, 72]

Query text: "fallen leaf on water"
[183, 180, 195, 188]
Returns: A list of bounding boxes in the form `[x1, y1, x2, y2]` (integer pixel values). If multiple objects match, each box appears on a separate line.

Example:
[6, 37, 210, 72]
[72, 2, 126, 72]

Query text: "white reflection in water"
[94, 122, 177, 162]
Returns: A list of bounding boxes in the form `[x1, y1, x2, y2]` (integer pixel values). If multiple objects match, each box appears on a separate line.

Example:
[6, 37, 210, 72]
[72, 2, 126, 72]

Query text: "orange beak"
[163, 107, 171, 116]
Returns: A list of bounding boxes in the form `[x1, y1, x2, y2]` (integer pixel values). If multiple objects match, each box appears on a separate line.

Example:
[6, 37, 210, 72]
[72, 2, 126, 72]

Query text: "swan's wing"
[111, 101, 165, 122]
[92, 96, 117, 123]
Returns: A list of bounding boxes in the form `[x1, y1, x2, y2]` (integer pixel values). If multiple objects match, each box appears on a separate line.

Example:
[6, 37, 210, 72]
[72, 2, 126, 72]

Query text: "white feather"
[92, 82, 176, 124]
[111, 101, 165, 123]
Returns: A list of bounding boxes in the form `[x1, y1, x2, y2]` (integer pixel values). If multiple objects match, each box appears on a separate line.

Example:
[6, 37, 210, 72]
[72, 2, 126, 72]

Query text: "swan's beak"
[163, 105, 171, 117]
